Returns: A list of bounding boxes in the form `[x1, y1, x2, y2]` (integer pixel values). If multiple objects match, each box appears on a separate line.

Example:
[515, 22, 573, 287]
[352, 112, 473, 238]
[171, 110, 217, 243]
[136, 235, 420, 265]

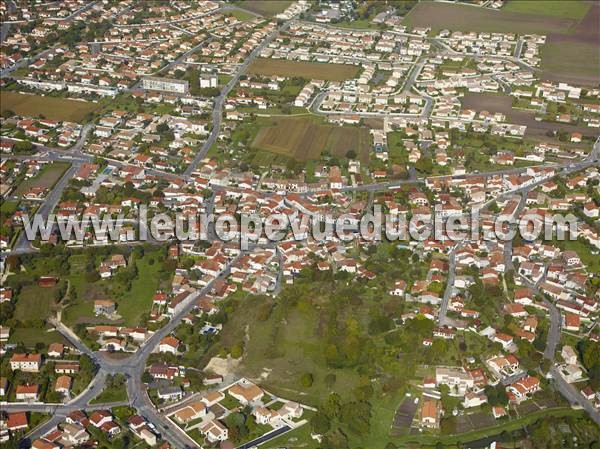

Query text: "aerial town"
[0, 1, 599, 449]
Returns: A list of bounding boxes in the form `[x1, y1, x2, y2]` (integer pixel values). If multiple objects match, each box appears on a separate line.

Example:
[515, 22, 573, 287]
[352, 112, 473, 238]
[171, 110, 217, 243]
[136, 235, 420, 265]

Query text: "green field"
[1, 92, 99, 122]
[541, 41, 600, 86]
[236, 0, 292, 16]
[14, 284, 59, 321]
[402, 2, 579, 34]
[117, 253, 164, 326]
[227, 8, 256, 21]
[502, 0, 590, 20]
[14, 162, 70, 196]
[248, 58, 360, 81]
[8, 328, 67, 347]
[251, 116, 371, 163]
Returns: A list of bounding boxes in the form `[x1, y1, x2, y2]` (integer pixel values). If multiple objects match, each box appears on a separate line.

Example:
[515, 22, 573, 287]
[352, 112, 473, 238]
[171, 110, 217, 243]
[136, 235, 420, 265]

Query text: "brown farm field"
[540, 3, 600, 86]
[402, 2, 579, 34]
[248, 58, 360, 81]
[1, 92, 99, 122]
[251, 116, 371, 163]
[236, 1, 292, 17]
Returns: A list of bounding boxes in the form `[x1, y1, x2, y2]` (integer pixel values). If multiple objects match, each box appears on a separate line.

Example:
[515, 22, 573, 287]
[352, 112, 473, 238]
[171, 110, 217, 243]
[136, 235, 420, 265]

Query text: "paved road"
[551, 366, 600, 425]
[438, 244, 459, 326]
[235, 425, 291, 449]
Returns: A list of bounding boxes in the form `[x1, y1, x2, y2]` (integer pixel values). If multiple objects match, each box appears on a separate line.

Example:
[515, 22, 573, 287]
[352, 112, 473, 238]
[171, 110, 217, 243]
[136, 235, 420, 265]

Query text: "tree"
[300, 372, 313, 388]
[230, 343, 244, 359]
[311, 411, 331, 434]
[14, 141, 34, 153]
[415, 156, 433, 173]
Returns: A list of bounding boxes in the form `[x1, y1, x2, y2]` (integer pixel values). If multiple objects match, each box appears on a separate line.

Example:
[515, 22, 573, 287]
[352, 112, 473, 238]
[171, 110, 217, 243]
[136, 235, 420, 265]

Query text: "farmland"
[14, 162, 71, 196]
[235, 0, 292, 17]
[502, 0, 590, 20]
[1, 91, 99, 122]
[540, 3, 600, 86]
[402, 2, 579, 34]
[248, 58, 360, 81]
[251, 116, 371, 163]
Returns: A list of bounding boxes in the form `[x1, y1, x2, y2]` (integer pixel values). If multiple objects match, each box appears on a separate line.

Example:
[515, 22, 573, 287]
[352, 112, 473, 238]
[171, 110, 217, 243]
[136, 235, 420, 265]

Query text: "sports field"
[251, 116, 371, 163]
[1, 92, 99, 122]
[248, 58, 360, 81]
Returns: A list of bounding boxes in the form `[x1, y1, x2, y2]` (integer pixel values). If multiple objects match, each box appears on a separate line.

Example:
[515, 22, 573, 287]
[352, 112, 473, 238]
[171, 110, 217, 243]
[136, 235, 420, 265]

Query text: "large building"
[199, 74, 218, 89]
[141, 76, 189, 94]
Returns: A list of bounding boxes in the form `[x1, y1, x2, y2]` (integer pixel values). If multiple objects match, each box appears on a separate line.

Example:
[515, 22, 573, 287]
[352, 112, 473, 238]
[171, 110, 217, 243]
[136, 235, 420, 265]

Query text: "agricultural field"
[248, 58, 360, 81]
[540, 4, 600, 86]
[13, 162, 71, 196]
[1, 91, 99, 122]
[402, 2, 579, 34]
[235, 0, 292, 17]
[501, 0, 590, 20]
[251, 116, 371, 163]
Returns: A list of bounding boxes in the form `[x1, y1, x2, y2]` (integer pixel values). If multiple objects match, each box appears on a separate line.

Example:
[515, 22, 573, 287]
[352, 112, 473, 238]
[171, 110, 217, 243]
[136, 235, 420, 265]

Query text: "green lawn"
[14, 285, 59, 321]
[8, 328, 67, 347]
[502, 0, 590, 20]
[555, 238, 600, 274]
[90, 383, 128, 404]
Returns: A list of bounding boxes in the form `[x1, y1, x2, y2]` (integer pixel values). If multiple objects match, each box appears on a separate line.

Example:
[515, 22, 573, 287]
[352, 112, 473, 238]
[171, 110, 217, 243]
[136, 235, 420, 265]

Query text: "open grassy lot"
[1, 92, 99, 122]
[251, 116, 371, 163]
[8, 328, 67, 347]
[402, 2, 579, 34]
[540, 3, 600, 86]
[236, 1, 292, 17]
[117, 253, 164, 326]
[248, 58, 359, 81]
[14, 285, 60, 322]
[502, 0, 590, 20]
[14, 162, 70, 196]
[227, 8, 256, 21]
